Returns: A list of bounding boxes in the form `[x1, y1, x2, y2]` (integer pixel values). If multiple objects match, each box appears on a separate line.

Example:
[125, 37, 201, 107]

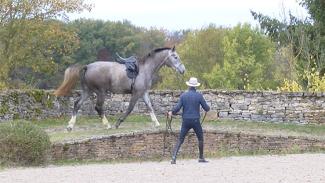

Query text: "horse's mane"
[153, 47, 171, 53]
[139, 47, 171, 64]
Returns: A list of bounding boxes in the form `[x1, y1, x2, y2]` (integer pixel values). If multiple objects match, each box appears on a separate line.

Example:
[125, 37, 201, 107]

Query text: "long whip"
[163, 112, 173, 156]
[201, 111, 207, 125]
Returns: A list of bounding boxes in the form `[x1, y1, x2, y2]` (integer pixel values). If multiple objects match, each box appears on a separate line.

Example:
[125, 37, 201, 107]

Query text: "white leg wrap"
[102, 116, 108, 125]
[143, 92, 160, 127]
[150, 112, 160, 127]
[102, 116, 112, 129]
[67, 115, 76, 129]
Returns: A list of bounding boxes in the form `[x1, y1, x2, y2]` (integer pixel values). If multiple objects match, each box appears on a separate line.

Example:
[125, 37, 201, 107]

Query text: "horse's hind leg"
[95, 91, 111, 129]
[143, 92, 160, 127]
[67, 91, 89, 131]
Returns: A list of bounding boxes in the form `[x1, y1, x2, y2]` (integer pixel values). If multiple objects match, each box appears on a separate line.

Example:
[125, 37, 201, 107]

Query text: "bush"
[277, 79, 302, 92]
[0, 121, 51, 167]
[278, 69, 325, 92]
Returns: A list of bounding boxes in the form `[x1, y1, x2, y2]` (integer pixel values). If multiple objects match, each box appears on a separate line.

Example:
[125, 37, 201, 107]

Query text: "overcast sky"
[69, 0, 308, 31]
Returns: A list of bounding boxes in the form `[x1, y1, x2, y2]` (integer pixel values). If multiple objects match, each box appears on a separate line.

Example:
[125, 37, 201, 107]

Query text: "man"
[168, 77, 210, 164]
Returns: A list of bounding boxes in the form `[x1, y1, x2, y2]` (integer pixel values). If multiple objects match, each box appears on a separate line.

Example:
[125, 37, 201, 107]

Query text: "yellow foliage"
[278, 68, 325, 92]
[304, 69, 325, 92]
[277, 79, 302, 92]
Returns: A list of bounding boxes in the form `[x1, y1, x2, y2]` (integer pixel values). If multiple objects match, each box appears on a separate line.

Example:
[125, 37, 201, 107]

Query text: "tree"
[251, 0, 325, 89]
[67, 19, 107, 65]
[135, 28, 166, 56]
[68, 19, 166, 64]
[0, 0, 91, 88]
[204, 24, 277, 90]
[300, 0, 325, 32]
[156, 25, 227, 89]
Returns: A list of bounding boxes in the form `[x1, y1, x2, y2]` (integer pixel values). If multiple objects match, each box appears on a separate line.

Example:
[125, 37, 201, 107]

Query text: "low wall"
[50, 130, 325, 161]
[0, 90, 324, 124]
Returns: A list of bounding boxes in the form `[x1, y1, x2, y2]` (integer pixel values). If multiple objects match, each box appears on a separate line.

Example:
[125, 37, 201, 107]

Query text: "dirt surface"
[1, 154, 324, 183]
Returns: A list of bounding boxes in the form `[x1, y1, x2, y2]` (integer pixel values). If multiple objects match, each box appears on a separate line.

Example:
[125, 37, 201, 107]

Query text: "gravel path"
[1, 154, 325, 183]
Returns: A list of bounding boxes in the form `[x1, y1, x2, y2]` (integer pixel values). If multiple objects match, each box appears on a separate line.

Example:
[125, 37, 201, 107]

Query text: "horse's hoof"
[66, 127, 72, 132]
[106, 125, 112, 130]
[115, 119, 122, 129]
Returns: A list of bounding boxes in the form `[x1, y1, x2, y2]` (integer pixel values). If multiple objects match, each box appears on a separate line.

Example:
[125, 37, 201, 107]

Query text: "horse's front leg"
[115, 94, 140, 129]
[143, 92, 160, 127]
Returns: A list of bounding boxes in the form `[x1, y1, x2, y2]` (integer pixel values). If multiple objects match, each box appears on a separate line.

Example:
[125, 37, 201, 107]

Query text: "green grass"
[29, 115, 180, 142]
[31, 115, 168, 128]
[8, 115, 325, 142]
[207, 120, 325, 139]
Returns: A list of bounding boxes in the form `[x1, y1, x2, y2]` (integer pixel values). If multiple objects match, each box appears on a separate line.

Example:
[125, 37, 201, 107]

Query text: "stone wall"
[0, 90, 324, 124]
[50, 130, 325, 161]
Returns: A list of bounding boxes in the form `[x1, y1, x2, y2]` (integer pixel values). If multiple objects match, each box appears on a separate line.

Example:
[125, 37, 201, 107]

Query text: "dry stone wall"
[0, 90, 324, 124]
[50, 130, 325, 161]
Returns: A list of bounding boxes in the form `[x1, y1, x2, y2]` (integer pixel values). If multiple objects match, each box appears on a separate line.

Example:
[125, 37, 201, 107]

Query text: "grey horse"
[54, 46, 185, 131]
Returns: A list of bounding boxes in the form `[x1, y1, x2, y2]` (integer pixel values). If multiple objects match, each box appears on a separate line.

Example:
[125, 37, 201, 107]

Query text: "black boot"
[171, 140, 182, 164]
[198, 140, 208, 163]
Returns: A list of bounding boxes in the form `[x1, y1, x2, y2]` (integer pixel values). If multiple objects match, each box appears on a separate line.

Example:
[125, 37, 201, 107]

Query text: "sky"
[69, 0, 309, 31]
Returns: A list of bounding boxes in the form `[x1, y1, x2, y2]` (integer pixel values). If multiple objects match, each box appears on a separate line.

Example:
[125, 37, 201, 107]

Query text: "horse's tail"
[54, 64, 84, 96]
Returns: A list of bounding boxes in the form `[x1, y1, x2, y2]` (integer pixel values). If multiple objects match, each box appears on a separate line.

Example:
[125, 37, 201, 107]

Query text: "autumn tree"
[204, 24, 277, 90]
[0, 0, 91, 88]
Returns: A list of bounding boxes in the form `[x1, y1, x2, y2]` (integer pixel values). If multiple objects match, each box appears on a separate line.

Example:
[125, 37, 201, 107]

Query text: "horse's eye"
[174, 56, 178, 59]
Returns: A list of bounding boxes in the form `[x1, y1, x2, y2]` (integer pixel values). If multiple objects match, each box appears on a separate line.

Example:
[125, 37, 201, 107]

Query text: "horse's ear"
[172, 45, 176, 51]
[148, 50, 154, 57]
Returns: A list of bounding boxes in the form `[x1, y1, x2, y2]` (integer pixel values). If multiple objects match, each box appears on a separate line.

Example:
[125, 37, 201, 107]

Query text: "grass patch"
[31, 115, 167, 128]
[207, 120, 325, 139]
[29, 115, 181, 142]
[5, 115, 325, 143]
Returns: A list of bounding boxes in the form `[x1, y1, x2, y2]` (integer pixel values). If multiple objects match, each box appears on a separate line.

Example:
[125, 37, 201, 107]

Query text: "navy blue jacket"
[172, 87, 210, 119]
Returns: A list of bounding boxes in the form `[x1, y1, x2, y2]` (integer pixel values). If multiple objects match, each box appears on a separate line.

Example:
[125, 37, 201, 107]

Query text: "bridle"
[154, 50, 184, 74]
[172, 59, 184, 73]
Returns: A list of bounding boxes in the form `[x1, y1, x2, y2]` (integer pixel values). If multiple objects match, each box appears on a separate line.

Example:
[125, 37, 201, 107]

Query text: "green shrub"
[0, 121, 51, 167]
[278, 68, 325, 92]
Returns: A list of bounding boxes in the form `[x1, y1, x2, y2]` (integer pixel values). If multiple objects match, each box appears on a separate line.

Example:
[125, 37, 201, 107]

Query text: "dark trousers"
[172, 118, 204, 159]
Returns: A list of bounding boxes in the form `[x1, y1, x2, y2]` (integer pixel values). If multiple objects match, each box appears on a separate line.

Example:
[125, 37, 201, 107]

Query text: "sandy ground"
[0, 154, 325, 183]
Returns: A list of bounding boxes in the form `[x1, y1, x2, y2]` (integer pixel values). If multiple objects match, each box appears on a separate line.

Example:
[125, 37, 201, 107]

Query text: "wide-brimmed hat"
[186, 77, 200, 87]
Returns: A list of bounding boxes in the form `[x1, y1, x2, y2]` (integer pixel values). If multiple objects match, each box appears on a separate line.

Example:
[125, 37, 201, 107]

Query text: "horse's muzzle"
[177, 64, 186, 74]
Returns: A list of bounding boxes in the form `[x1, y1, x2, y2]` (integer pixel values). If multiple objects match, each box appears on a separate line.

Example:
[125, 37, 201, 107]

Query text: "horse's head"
[164, 46, 185, 74]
